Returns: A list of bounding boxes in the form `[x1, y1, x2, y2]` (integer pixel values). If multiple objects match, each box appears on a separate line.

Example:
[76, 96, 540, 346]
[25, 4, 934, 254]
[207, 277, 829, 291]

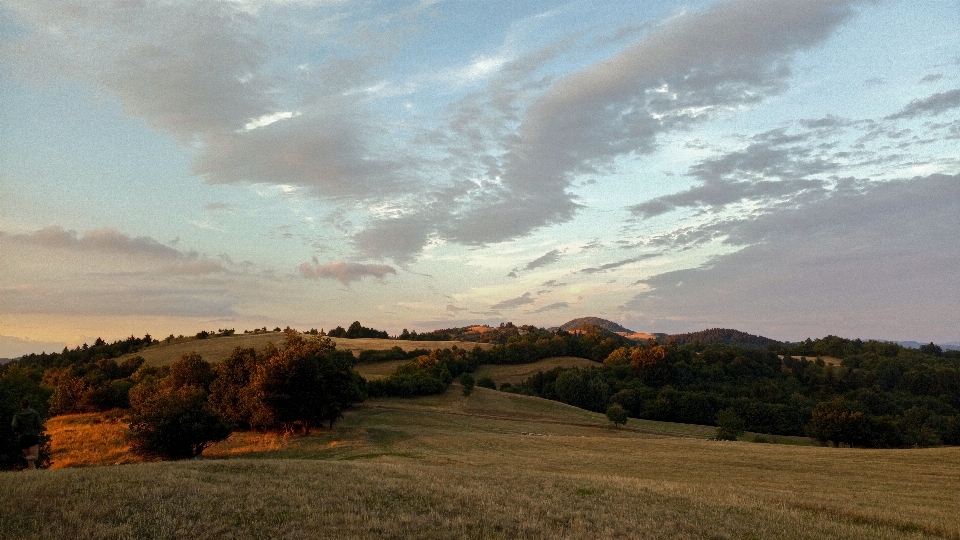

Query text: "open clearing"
[473, 356, 598, 385]
[121, 333, 491, 366]
[4, 385, 959, 539]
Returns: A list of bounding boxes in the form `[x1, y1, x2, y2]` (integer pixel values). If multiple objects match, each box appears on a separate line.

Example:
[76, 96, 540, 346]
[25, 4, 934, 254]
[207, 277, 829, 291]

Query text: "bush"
[460, 373, 475, 396]
[476, 377, 496, 389]
[127, 382, 231, 460]
[606, 403, 628, 426]
[715, 408, 745, 441]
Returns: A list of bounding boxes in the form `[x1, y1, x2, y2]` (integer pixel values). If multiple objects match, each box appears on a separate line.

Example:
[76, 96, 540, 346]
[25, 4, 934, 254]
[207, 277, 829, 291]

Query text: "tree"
[460, 373, 475, 396]
[715, 408, 745, 441]
[127, 380, 231, 460]
[208, 347, 259, 428]
[476, 376, 496, 390]
[247, 331, 365, 432]
[169, 352, 215, 392]
[805, 397, 870, 447]
[606, 403, 628, 426]
[346, 321, 364, 338]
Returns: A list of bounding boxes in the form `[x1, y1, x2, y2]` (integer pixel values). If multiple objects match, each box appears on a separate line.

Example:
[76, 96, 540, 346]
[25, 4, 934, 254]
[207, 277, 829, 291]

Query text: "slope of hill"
[121, 333, 491, 366]
[558, 317, 633, 334]
[6, 384, 958, 539]
[669, 328, 780, 348]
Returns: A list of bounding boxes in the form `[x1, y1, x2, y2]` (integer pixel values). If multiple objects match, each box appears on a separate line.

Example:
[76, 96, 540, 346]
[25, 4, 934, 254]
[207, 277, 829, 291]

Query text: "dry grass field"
[778, 354, 843, 366]
[120, 333, 491, 366]
[3, 385, 959, 539]
[473, 356, 598, 385]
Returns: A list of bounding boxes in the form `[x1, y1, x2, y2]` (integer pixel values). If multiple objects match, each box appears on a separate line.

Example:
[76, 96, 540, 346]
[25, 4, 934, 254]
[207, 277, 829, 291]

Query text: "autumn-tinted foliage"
[208, 330, 366, 432]
[127, 380, 231, 460]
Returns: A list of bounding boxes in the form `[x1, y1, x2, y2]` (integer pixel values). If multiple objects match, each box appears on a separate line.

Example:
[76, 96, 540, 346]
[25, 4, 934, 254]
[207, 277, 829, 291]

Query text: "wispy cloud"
[524, 249, 562, 271]
[299, 259, 397, 285]
[490, 292, 534, 310]
[532, 301, 569, 313]
[886, 88, 960, 120]
[581, 255, 655, 274]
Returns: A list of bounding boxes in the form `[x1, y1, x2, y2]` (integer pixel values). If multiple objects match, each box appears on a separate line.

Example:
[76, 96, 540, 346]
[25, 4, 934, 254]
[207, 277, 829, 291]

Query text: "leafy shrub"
[476, 377, 496, 389]
[460, 373, 475, 396]
[127, 381, 231, 460]
[606, 403, 628, 426]
[715, 408, 745, 441]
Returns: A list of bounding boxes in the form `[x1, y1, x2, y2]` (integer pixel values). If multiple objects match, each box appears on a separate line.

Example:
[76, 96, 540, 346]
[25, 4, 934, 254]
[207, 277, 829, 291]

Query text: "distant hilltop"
[892, 340, 960, 352]
[669, 328, 781, 348]
[558, 317, 634, 334]
[556, 317, 657, 341]
[556, 319, 781, 348]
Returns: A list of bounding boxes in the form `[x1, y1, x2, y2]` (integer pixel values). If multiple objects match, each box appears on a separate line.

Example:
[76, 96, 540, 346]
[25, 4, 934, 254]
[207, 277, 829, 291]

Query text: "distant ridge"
[892, 340, 960, 352]
[559, 317, 633, 334]
[668, 328, 780, 348]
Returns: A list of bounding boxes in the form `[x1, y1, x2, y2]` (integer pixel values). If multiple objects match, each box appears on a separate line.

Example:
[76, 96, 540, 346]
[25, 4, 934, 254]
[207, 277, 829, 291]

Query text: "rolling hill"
[668, 328, 781, 348]
[558, 317, 634, 334]
[7, 384, 959, 539]
[119, 332, 491, 366]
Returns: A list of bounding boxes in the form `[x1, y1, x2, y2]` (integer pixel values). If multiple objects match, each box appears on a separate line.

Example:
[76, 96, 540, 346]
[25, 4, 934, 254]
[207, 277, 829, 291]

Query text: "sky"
[1, 0, 959, 357]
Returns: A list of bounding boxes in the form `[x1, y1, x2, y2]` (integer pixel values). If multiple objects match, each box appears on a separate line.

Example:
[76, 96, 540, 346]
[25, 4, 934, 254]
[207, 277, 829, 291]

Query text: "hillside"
[668, 328, 780, 348]
[119, 333, 491, 366]
[4, 385, 959, 539]
[558, 317, 633, 334]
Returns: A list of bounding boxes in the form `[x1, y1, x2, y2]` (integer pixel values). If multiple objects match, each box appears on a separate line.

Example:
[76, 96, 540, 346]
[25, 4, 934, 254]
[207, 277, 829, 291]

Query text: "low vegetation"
[2, 387, 959, 539]
[2, 319, 960, 537]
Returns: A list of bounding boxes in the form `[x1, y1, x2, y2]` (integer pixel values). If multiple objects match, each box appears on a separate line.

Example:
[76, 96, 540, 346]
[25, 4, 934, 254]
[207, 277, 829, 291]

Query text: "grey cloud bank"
[626, 174, 960, 341]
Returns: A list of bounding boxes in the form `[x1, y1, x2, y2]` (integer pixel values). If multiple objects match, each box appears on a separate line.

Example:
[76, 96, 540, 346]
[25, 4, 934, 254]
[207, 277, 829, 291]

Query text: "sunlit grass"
[8, 385, 958, 539]
[473, 356, 598, 385]
[45, 411, 139, 469]
[123, 334, 491, 366]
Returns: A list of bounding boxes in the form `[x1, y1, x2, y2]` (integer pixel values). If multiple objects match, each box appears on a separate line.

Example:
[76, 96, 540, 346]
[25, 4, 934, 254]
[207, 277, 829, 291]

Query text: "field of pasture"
[3, 383, 959, 539]
[119, 332, 490, 366]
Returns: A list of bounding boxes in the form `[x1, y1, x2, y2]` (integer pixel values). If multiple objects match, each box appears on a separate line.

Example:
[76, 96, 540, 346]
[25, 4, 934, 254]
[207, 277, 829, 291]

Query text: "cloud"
[624, 173, 960, 341]
[194, 109, 404, 198]
[204, 202, 234, 212]
[350, 0, 865, 261]
[298, 260, 397, 285]
[2, 0, 272, 138]
[1, 226, 225, 274]
[0, 225, 259, 318]
[581, 255, 655, 274]
[524, 249, 562, 271]
[631, 178, 828, 219]
[2, 0, 406, 201]
[3, 0, 867, 266]
[626, 114, 935, 220]
[0, 335, 67, 359]
[0, 282, 239, 318]
[886, 88, 960, 120]
[532, 302, 569, 313]
[490, 292, 534, 310]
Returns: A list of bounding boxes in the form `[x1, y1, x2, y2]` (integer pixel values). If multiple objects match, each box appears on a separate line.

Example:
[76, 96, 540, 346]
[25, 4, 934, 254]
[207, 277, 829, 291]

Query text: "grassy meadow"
[3, 384, 959, 539]
[473, 356, 597, 386]
[121, 333, 491, 366]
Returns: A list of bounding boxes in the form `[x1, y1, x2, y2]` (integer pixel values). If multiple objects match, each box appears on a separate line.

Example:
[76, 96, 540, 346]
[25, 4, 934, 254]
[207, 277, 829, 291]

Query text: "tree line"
[501, 337, 960, 447]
